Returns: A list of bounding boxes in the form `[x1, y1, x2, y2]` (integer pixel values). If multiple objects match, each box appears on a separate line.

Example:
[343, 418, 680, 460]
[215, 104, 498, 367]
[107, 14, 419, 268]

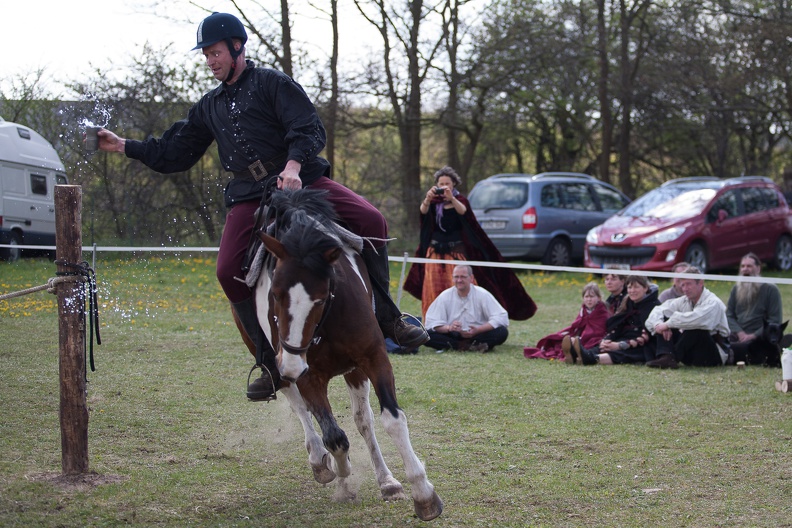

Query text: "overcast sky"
[3, 0, 373, 96]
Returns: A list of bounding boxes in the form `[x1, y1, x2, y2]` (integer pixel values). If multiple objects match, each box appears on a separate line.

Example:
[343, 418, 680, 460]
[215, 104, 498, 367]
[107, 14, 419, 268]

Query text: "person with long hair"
[523, 281, 608, 361]
[564, 275, 659, 365]
[404, 166, 536, 322]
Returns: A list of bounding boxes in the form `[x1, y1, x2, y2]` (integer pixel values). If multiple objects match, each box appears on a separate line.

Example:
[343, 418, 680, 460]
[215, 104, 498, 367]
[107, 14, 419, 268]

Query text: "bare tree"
[0, 70, 52, 123]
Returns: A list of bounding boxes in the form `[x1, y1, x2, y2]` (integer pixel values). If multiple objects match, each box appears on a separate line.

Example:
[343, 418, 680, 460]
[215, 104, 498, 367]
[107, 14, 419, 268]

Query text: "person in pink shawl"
[523, 282, 609, 360]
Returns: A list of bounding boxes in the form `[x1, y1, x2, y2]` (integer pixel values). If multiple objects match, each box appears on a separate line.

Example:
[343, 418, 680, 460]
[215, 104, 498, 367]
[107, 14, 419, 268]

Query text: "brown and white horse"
[251, 189, 443, 521]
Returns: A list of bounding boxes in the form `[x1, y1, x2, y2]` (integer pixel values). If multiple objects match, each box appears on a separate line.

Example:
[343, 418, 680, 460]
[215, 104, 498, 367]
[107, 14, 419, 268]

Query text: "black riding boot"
[360, 246, 429, 348]
[232, 298, 281, 401]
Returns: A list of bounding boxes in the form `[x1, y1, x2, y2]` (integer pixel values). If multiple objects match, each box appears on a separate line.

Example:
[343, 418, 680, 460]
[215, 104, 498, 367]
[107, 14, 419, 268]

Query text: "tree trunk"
[596, 0, 613, 184]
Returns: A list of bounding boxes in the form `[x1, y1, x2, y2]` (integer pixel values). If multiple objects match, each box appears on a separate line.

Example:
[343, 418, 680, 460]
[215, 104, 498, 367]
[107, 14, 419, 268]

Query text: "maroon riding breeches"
[216, 176, 388, 303]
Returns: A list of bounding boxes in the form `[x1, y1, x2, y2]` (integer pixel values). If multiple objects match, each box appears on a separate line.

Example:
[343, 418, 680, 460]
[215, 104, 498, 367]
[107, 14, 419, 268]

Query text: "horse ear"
[323, 247, 342, 263]
[260, 231, 287, 260]
[783, 320, 789, 332]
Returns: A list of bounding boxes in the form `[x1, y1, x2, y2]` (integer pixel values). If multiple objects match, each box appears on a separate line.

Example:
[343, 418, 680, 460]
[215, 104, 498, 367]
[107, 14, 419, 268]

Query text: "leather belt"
[233, 160, 278, 181]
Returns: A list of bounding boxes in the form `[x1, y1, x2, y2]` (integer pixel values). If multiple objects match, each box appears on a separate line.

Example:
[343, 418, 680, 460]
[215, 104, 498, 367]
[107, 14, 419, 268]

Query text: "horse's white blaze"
[286, 282, 313, 345]
[280, 351, 307, 380]
[278, 282, 312, 379]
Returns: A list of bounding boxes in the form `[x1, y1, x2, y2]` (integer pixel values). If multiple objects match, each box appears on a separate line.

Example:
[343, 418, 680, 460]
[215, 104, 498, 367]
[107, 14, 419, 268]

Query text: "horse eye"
[315, 299, 325, 306]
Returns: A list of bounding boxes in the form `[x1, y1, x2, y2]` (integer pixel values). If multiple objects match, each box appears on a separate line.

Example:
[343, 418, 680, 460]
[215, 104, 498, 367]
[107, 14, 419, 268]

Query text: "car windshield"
[620, 184, 719, 219]
[469, 181, 528, 209]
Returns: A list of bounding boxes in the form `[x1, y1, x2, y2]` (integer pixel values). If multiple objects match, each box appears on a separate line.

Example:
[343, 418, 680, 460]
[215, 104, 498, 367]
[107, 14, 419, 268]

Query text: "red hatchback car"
[584, 176, 792, 273]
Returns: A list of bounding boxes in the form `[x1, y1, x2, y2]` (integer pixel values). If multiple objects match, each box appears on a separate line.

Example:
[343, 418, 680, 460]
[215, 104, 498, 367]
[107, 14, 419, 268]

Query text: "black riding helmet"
[193, 12, 248, 82]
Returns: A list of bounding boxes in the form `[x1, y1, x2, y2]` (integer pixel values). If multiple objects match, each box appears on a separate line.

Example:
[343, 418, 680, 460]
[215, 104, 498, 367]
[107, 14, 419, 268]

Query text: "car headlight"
[586, 228, 599, 244]
[641, 227, 685, 244]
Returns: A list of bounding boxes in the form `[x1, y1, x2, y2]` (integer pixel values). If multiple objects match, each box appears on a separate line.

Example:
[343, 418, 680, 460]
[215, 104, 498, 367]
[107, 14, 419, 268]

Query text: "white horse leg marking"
[381, 409, 440, 514]
[280, 384, 336, 484]
[347, 381, 406, 501]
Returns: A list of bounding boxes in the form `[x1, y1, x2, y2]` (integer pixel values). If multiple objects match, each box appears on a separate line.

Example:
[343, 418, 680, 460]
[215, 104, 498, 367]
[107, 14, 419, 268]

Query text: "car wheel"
[774, 235, 792, 271]
[1, 232, 22, 263]
[542, 237, 571, 267]
[684, 242, 708, 273]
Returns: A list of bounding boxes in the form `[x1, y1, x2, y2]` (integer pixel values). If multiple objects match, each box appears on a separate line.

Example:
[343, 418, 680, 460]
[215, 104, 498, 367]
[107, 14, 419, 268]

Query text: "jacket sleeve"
[272, 75, 326, 165]
[124, 112, 214, 174]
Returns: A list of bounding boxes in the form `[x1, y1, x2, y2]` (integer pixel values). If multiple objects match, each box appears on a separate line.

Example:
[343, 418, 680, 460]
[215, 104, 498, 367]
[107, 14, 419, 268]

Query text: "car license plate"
[481, 220, 506, 230]
[603, 263, 631, 270]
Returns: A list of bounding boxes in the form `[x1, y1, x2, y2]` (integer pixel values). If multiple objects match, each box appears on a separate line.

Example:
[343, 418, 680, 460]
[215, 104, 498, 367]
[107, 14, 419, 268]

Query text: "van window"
[594, 184, 628, 212]
[562, 183, 595, 211]
[30, 174, 48, 196]
[2, 165, 26, 194]
[540, 184, 562, 209]
[469, 181, 528, 209]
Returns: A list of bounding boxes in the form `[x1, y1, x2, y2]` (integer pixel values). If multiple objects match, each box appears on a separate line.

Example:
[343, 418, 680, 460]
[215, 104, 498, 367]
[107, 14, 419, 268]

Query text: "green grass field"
[1, 257, 791, 527]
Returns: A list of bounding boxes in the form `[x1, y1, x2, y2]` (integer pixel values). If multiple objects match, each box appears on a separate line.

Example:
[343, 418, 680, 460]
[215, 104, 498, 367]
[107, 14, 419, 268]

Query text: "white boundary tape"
[4, 244, 792, 286]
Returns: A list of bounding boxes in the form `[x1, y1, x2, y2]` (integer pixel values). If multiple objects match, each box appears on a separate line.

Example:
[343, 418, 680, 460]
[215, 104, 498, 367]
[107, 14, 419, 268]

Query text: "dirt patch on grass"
[28, 471, 128, 491]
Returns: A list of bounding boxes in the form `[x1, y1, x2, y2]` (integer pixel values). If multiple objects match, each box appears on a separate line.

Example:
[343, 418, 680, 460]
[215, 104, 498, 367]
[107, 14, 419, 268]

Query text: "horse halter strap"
[278, 273, 336, 355]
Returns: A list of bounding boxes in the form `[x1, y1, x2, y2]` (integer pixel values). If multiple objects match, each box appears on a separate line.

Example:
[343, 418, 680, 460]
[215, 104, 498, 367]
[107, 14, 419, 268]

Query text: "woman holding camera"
[404, 166, 536, 321]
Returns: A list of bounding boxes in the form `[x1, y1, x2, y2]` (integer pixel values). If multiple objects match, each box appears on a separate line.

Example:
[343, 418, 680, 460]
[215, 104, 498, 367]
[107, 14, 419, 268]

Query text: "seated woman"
[523, 282, 608, 361]
[603, 273, 627, 314]
[564, 275, 660, 365]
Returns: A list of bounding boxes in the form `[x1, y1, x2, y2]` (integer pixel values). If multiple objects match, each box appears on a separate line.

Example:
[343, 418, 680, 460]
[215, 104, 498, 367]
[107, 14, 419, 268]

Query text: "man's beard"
[735, 280, 760, 308]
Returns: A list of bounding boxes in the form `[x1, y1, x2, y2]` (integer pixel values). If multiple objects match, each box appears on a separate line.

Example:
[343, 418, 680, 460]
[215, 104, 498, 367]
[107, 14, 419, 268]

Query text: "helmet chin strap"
[224, 38, 242, 83]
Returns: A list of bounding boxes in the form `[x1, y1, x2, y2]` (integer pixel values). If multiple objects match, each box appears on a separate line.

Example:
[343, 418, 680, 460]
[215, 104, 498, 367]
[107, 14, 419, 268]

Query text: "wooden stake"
[55, 185, 89, 475]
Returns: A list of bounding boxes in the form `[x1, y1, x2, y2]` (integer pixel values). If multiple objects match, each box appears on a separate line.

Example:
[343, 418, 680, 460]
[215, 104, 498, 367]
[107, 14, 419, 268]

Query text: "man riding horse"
[94, 12, 428, 401]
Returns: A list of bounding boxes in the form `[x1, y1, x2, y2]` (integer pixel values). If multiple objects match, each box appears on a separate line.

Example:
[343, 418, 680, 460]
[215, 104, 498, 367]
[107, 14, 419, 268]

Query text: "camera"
[434, 187, 445, 196]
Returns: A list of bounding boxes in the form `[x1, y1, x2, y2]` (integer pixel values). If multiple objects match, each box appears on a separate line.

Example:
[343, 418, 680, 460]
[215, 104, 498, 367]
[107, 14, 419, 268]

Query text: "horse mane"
[270, 189, 344, 279]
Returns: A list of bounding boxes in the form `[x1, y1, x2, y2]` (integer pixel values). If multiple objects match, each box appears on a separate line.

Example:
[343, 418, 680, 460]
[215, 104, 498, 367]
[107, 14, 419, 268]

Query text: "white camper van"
[0, 118, 69, 261]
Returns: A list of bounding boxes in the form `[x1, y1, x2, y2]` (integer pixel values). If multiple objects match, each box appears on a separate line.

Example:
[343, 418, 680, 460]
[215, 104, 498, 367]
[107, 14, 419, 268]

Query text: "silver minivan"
[0, 118, 69, 261]
[468, 172, 630, 266]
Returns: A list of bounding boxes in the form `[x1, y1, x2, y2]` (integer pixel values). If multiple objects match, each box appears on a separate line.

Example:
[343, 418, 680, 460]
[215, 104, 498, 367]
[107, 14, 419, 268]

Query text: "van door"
[1, 164, 31, 229]
[24, 171, 57, 244]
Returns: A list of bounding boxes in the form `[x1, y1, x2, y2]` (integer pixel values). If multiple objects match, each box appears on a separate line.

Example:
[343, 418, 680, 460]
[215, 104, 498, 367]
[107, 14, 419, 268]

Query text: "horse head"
[259, 204, 343, 383]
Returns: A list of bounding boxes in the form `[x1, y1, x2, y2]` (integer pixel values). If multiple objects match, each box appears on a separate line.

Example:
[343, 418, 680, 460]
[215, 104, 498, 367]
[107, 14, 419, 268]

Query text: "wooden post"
[55, 185, 89, 475]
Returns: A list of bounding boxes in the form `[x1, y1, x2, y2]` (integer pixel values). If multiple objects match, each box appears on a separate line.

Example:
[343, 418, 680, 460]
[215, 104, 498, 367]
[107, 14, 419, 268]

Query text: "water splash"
[77, 92, 113, 129]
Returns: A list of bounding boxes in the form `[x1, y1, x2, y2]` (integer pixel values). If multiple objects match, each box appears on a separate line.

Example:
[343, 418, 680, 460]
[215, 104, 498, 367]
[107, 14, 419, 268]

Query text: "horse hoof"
[413, 491, 443, 521]
[380, 482, 406, 501]
[311, 453, 336, 484]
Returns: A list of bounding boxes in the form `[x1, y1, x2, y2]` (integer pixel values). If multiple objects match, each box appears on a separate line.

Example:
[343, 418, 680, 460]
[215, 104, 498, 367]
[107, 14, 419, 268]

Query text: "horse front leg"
[280, 384, 335, 484]
[298, 377, 357, 502]
[373, 378, 444, 521]
[344, 371, 406, 502]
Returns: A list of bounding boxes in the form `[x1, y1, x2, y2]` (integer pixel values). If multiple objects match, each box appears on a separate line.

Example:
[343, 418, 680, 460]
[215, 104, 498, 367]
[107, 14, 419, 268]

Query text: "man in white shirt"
[424, 264, 509, 352]
[645, 266, 730, 368]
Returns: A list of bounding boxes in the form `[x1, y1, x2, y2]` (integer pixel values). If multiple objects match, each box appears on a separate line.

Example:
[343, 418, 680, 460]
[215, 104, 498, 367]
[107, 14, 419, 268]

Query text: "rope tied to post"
[54, 259, 102, 376]
[0, 275, 81, 301]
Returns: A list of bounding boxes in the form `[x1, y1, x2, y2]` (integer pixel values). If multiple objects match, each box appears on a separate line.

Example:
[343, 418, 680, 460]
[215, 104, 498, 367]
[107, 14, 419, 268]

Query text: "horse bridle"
[276, 273, 337, 355]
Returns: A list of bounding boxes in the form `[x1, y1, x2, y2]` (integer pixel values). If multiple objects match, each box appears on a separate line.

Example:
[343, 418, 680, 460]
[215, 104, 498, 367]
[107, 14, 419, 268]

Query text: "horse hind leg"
[280, 384, 336, 484]
[377, 389, 444, 521]
[345, 375, 407, 502]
